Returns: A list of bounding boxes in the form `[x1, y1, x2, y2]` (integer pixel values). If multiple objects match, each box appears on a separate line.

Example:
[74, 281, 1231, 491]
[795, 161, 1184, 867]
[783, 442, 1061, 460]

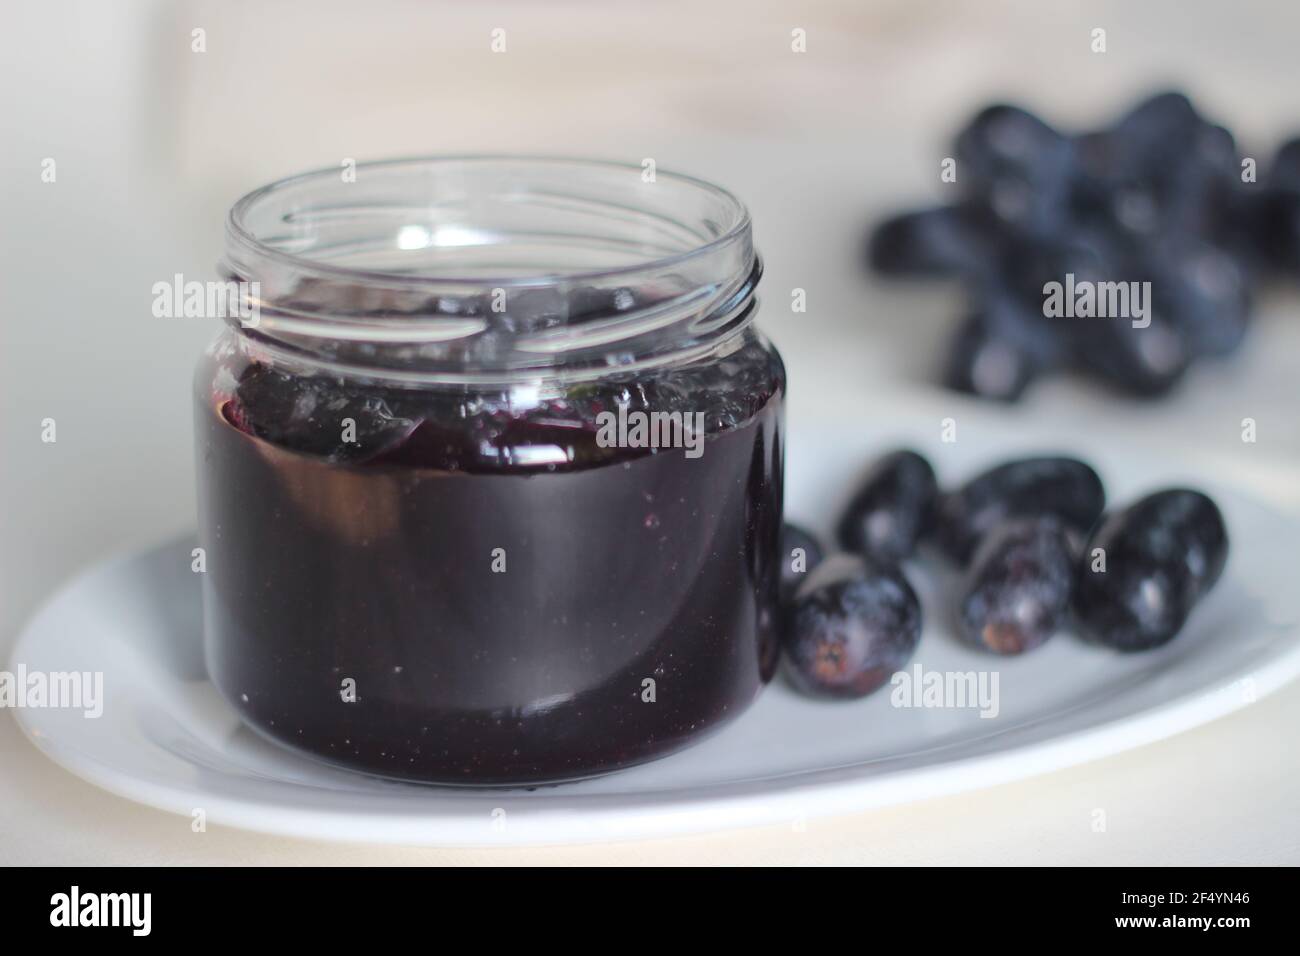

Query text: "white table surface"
[2, 0, 1298, 865]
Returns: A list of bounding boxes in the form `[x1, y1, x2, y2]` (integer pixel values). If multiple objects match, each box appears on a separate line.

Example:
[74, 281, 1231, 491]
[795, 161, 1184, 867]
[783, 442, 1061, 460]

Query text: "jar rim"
[225, 154, 752, 290]
[220, 155, 759, 384]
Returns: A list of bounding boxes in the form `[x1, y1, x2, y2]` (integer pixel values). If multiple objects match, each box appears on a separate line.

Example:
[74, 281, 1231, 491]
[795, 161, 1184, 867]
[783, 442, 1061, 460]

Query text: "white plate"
[11, 425, 1300, 846]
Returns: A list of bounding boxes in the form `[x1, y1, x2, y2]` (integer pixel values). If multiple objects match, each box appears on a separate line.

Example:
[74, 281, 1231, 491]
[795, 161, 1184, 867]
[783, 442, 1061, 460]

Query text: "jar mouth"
[221, 156, 759, 383]
[225, 155, 751, 289]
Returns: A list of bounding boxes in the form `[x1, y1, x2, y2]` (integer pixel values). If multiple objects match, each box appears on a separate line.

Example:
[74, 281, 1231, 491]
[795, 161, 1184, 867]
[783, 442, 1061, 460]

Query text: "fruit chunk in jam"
[195, 333, 784, 785]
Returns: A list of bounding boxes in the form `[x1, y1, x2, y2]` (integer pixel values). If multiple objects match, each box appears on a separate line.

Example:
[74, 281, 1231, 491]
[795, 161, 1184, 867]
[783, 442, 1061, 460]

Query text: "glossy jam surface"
[195, 332, 784, 785]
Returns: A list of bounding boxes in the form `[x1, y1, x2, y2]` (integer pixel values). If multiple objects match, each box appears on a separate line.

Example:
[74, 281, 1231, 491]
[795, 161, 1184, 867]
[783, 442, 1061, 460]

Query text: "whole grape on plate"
[930, 455, 1105, 564]
[957, 517, 1075, 655]
[1073, 488, 1228, 651]
[781, 555, 922, 699]
[836, 449, 938, 564]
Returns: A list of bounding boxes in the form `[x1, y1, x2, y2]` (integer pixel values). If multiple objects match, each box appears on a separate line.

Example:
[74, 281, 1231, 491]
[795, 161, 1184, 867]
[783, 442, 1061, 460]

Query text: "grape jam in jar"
[195, 158, 784, 785]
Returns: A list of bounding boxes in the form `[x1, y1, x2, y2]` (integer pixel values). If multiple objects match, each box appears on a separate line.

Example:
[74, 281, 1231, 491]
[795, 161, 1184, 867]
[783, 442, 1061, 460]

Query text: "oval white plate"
[11, 425, 1300, 846]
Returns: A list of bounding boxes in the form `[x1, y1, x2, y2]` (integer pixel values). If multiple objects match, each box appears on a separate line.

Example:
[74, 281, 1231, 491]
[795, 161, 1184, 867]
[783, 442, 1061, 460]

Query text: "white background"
[2, 0, 1298, 864]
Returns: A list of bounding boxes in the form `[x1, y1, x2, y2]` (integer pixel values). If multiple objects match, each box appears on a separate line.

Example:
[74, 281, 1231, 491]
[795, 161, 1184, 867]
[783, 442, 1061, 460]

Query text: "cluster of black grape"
[868, 91, 1300, 400]
[778, 450, 1228, 699]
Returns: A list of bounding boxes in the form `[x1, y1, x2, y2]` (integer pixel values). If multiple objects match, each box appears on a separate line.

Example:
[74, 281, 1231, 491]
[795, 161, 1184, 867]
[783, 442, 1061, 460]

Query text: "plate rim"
[15, 643, 1300, 847]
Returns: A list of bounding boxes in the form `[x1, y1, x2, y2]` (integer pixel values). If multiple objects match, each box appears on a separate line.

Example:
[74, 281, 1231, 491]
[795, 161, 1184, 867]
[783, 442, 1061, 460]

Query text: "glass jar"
[194, 157, 785, 785]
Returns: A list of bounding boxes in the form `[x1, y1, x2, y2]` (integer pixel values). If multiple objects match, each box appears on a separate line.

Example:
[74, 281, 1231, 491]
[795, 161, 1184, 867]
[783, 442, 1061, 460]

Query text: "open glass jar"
[195, 157, 784, 785]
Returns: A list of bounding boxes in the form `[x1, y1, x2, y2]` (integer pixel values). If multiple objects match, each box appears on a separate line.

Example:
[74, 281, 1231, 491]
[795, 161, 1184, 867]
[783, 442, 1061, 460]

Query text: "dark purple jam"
[195, 332, 784, 785]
